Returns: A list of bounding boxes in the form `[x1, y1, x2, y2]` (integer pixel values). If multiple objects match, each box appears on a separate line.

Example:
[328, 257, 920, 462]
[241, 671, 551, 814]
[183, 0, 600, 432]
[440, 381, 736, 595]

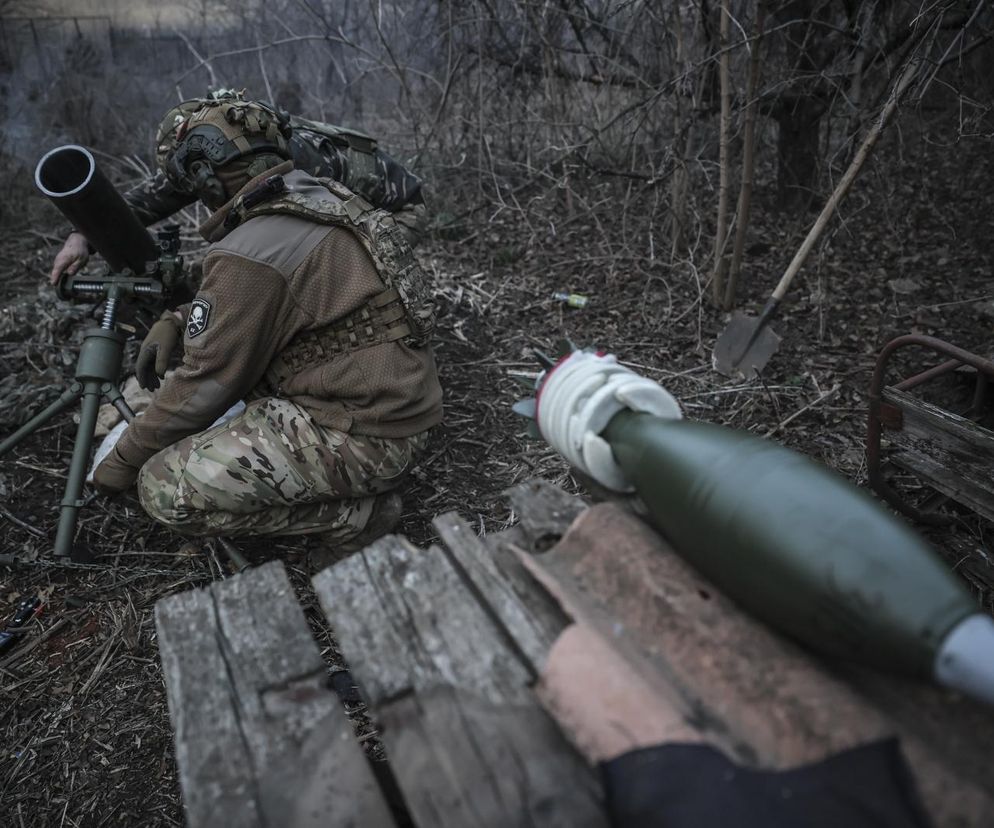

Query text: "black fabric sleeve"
[600, 739, 932, 828]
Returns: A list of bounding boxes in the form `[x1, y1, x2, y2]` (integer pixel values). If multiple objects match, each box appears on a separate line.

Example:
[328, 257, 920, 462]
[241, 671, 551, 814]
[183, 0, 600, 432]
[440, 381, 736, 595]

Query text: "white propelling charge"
[535, 351, 682, 492]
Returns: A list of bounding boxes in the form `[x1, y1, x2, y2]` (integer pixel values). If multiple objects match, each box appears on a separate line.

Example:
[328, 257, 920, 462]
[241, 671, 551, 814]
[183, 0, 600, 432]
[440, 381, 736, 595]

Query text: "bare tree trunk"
[767, 56, 923, 306]
[772, 0, 834, 210]
[29, 18, 47, 81]
[723, 0, 767, 311]
[776, 96, 823, 210]
[711, 0, 732, 306]
[845, 0, 879, 157]
[669, 1, 689, 260]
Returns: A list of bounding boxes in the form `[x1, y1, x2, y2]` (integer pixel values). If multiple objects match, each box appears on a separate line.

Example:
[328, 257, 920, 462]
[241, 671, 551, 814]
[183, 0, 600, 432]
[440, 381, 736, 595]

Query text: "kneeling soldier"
[92, 96, 442, 550]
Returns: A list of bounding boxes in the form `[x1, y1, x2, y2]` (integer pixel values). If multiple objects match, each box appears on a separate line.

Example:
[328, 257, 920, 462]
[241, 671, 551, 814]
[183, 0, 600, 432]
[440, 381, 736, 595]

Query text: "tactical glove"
[92, 445, 139, 495]
[136, 311, 183, 391]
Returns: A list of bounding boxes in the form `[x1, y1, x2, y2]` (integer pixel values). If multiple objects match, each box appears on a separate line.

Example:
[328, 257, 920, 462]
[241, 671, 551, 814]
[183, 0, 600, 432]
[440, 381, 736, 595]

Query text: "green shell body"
[603, 410, 975, 675]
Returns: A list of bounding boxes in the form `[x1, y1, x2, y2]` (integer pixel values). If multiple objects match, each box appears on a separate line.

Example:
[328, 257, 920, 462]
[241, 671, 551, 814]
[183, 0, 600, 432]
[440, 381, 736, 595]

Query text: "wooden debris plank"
[519, 501, 994, 827]
[155, 560, 395, 828]
[313, 536, 532, 705]
[883, 386, 994, 522]
[313, 535, 607, 828]
[505, 479, 588, 547]
[433, 512, 568, 674]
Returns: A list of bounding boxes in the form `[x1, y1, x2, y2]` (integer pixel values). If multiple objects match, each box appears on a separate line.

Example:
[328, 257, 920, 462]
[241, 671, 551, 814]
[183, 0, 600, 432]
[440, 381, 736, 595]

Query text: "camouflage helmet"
[155, 100, 206, 170]
[155, 89, 252, 168]
[157, 88, 292, 198]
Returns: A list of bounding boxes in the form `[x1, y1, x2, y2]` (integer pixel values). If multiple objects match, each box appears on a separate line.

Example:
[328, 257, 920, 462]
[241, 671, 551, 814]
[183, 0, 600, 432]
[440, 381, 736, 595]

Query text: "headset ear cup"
[202, 175, 226, 208]
[189, 162, 225, 207]
[190, 161, 211, 188]
[277, 109, 293, 138]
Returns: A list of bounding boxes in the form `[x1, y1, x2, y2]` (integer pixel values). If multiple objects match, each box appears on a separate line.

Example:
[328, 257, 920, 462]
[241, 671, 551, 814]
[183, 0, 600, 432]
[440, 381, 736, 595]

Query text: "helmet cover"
[157, 91, 292, 196]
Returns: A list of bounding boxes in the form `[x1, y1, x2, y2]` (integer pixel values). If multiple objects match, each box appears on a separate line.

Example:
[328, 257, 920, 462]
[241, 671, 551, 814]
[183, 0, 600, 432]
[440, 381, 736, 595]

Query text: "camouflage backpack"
[229, 175, 435, 348]
[289, 116, 424, 212]
[158, 90, 422, 212]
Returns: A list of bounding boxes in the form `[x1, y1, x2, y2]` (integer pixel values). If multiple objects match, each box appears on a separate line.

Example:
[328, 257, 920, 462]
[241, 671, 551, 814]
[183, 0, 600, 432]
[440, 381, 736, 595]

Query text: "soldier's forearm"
[124, 190, 195, 226]
[116, 375, 238, 469]
[123, 172, 198, 226]
[391, 201, 429, 248]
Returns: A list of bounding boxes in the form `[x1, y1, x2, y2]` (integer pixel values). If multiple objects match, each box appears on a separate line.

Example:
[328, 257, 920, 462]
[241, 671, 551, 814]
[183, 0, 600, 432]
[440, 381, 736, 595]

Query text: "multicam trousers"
[136, 398, 428, 539]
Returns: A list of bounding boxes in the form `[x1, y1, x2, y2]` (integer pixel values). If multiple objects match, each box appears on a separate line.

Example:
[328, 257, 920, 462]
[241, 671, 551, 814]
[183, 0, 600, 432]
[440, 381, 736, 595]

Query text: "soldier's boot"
[337, 491, 403, 554]
[309, 491, 403, 570]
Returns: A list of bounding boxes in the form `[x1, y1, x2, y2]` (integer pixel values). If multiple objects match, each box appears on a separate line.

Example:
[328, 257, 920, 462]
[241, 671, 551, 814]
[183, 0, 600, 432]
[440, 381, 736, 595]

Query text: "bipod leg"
[101, 383, 135, 424]
[0, 383, 83, 457]
[216, 538, 251, 574]
[54, 380, 104, 561]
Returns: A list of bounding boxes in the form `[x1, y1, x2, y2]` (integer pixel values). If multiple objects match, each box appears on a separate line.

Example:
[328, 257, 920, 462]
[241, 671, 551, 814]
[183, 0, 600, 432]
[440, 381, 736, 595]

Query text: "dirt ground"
[2, 123, 994, 825]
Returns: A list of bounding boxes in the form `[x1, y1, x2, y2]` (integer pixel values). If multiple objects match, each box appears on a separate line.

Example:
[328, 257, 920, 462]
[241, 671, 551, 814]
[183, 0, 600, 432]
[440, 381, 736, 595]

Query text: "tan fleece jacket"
[116, 164, 442, 470]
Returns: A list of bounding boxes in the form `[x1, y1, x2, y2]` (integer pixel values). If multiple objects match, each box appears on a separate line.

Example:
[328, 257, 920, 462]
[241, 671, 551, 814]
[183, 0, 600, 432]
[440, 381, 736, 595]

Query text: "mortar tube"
[35, 145, 157, 275]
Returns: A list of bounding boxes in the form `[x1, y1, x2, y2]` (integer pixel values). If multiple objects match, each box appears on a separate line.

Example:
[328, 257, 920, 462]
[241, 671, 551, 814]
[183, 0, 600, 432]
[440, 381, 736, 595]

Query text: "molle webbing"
[236, 175, 435, 348]
[277, 287, 410, 371]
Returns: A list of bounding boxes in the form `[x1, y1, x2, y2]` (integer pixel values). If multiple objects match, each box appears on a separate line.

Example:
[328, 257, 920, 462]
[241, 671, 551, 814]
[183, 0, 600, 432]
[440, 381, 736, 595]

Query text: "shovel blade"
[713, 312, 782, 378]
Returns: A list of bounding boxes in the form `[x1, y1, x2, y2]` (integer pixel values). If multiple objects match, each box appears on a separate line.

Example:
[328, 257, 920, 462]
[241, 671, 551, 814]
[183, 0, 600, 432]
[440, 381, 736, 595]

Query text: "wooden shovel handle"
[771, 57, 922, 302]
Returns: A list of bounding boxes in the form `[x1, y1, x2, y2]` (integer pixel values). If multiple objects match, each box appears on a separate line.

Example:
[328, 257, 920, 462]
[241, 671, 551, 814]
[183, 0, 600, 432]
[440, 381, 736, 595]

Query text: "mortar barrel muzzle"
[35, 145, 158, 276]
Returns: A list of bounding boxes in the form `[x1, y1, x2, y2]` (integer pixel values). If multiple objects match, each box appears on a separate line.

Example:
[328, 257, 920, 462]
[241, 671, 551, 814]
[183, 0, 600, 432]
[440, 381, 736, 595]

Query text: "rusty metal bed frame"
[867, 334, 994, 525]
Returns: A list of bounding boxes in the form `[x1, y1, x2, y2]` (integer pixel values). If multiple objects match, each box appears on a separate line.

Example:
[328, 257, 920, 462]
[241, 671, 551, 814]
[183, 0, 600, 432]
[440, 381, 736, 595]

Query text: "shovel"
[713, 56, 922, 378]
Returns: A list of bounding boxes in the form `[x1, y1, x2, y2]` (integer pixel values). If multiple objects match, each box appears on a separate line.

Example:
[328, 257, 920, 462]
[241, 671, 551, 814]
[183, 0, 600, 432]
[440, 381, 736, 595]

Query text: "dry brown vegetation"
[2, 1, 994, 824]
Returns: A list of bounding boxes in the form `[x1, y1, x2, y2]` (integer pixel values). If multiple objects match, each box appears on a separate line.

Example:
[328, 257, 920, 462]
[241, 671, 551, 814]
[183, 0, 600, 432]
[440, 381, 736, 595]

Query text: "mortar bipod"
[0, 281, 140, 560]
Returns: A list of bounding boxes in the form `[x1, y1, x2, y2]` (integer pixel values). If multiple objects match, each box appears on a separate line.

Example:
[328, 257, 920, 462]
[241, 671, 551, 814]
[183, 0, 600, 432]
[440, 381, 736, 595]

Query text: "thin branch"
[173, 28, 216, 90]
[711, 0, 732, 306]
[763, 385, 841, 439]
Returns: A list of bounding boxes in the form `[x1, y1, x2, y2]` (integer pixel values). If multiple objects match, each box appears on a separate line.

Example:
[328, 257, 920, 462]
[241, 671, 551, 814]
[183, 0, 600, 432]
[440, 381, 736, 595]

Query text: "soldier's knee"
[136, 452, 186, 528]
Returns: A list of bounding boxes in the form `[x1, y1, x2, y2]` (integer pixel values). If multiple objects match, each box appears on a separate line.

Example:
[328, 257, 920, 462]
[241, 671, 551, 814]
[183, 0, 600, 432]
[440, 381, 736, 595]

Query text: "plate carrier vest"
[225, 175, 435, 381]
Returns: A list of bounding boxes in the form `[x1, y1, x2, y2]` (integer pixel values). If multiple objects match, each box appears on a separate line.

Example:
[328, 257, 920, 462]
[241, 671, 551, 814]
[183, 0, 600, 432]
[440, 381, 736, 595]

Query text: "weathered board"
[155, 560, 395, 828]
[154, 478, 994, 828]
[517, 500, 994, 827]
[883, 386, 994, 522]
[313, 535, 607, 828]
[433, 512, 568, 674]
[505, 477, 588, 548]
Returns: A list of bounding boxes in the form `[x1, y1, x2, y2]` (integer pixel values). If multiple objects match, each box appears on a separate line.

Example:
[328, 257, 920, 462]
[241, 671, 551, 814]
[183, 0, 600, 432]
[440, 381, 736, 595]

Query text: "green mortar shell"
[602, 410, 976, 676]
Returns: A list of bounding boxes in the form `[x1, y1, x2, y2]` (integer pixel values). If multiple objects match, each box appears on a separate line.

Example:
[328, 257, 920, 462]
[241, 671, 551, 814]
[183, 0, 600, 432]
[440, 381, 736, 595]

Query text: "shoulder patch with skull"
[187, 298, 212, 338]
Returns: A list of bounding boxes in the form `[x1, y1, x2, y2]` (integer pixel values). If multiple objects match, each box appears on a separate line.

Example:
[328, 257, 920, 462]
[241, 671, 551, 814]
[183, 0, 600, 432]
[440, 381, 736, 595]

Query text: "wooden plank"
[379, 686, 604, 828]
[505, 479, 587, 548]
[314, 536, 533, 704]
[516, 504, 883, 766]
[516, 501, 994, 827]
[155, 589, 259, 827]
[155, 560, 395, 828]
[883, 386, 994, 521]
[314, 535, 607, 828]
[891, 449, 994, 522]
[433, 512, 568, 674]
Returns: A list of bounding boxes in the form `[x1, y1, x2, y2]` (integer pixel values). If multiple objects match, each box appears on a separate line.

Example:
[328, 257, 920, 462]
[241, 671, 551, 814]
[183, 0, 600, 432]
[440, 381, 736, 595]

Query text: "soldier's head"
[156, 89, 292, 209]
